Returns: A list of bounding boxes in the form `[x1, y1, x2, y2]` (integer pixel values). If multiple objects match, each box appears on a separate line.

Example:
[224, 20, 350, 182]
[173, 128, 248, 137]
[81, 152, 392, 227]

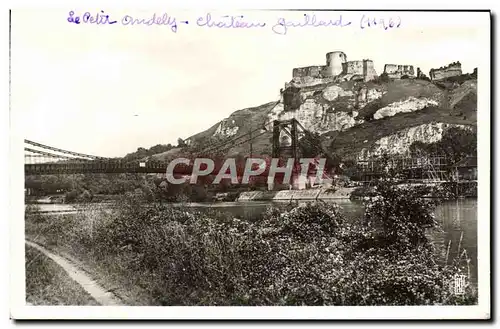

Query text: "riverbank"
[237, 187, 355, 201]
[27, 180, 477, 206]
[24, 185, 477, 306]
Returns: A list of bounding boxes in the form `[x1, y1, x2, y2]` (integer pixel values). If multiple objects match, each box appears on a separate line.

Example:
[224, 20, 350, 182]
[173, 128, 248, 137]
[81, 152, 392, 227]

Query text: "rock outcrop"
[359, 123, 471, 158]
[214, 119, 239, 137]
[373, 97, 439, 120]
[182, 56, 476, 161]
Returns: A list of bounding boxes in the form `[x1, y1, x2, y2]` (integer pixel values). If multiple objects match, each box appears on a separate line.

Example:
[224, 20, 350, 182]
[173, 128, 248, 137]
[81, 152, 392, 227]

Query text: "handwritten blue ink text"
[121, 13, 184, 32]
[360, 15, 401, 30]
[66, 11, 404, 34]
[196, 13, 266, 29]
[272, 14, 351, 35]
[67, 10, 117, 25]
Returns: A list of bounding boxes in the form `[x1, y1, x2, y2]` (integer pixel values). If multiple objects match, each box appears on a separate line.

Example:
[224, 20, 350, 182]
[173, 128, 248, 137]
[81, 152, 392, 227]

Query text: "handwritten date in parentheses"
[67, 10, 117, 25]
[360, 14, 401, 30]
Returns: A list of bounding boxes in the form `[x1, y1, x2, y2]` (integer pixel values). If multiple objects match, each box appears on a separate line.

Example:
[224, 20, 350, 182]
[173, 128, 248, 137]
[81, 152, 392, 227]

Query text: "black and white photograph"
[9, 7, 491, 320]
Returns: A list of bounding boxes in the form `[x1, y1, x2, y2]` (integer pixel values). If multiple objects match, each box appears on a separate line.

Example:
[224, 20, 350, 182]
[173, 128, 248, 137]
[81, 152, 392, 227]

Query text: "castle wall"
[341, 60, 377, 81]
[363, 60, 378, 81]
[384, 64, 415, 79]
[292, 65, 327, 79]
[429, 62, 462, 81]
[384, 64, 398, 74]
[342, 61, 364, 75]
[291, 52, 377, 83]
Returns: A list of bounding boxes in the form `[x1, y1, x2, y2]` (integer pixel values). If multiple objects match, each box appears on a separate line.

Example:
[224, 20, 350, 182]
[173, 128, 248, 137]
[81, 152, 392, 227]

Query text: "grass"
[25, 208, 157, 305]
[25, 194, 477, 306]
[172, 78, 477, 160]
[326, 105, 476, 159]
[25, 246, 99, 305]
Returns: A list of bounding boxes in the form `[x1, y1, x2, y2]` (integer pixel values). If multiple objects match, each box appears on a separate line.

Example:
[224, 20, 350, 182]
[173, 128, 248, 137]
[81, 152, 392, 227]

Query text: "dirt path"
[25, 240, 123, 306]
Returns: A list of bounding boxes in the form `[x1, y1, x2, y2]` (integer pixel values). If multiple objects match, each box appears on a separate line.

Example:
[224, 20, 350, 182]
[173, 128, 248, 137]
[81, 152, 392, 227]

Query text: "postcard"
[10, 8, 491, 320]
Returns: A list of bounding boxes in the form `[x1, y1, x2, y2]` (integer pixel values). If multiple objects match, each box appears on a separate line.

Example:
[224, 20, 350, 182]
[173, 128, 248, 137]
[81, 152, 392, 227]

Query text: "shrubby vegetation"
[122, 141, 188, 162]
[25, 173, 218, 203]
[373, 73, 390, 84]
[25, 173, 149, 197]
[409, 127, 477, 165]
[26, 180, 476, 306]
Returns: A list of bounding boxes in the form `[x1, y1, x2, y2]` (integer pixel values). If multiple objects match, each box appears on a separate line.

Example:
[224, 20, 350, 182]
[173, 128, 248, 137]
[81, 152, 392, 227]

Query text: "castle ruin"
[291, 51, 378, 83]
[342, 59, 378, 82]
[429, 61, 462, 81]
[383, 64, 415, 79]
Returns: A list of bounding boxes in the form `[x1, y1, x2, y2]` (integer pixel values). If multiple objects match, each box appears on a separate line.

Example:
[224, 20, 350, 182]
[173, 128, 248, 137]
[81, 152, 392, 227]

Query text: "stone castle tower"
[325, 51, 347, 77]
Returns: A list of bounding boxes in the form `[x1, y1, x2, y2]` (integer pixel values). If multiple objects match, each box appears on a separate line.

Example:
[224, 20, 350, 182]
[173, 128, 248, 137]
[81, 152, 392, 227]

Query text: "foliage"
[378, 73, 390, 83]
[79, 190, 93, 202]
[123, 143, 175, 162]
[299, 132, 324, 158]
[409, 127, 477, 165]
[26, 180, 477, 306]
[26, 173, 146, 196]
[362, 181, 438, 248]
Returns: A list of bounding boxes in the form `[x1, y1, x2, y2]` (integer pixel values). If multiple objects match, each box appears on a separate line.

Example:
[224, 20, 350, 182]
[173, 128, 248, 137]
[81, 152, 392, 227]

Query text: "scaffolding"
[356, 154, 450, 183]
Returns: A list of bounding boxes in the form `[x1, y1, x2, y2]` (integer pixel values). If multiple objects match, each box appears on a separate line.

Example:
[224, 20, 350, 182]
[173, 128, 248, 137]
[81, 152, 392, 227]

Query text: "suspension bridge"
[24, 104, 460, 183]
[25, 137, 175, 175]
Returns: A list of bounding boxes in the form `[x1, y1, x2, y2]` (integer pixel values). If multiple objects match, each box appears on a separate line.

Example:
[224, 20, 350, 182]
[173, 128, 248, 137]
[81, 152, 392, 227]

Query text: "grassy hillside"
[187, 101, 279, 147]
[356, 78, 446, 120]
[327, 105, 476, 158]
[133, 76, 477, 161]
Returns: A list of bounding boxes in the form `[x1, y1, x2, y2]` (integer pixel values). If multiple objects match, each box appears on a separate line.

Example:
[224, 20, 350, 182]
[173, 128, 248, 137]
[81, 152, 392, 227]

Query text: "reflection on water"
[431, 199, 478, 286]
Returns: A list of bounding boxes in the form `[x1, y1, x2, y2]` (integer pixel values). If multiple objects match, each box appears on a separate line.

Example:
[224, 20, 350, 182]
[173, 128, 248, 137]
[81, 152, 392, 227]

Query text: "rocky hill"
[178, 75, 477, 161]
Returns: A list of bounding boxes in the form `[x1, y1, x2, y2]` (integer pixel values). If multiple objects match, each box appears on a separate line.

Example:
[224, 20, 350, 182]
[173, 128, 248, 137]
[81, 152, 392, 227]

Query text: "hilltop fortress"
[384, 64, 415, 79]
[429, 61, 462, 81]
[291, 51, 377, 84]
[289, 51, 468, 87]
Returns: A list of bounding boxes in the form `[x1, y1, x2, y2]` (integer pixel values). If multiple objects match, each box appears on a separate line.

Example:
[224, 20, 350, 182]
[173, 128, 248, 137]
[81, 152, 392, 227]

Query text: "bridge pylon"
[272, 118, 300, 164]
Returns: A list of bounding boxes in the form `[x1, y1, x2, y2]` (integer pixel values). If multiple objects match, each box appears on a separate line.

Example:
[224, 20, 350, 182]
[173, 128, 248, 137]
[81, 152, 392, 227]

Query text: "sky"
[11, 10, 489, 157]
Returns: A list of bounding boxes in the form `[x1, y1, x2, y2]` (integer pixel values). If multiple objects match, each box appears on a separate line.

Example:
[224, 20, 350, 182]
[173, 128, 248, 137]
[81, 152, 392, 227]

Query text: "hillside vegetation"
[118, 73, 477, 163]
[25, 182, 477, 305]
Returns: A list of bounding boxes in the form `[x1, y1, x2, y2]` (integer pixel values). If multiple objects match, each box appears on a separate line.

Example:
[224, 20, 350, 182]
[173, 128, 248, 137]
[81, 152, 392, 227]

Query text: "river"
[29, 198, 478, 286]
[176, 199, 478, 287]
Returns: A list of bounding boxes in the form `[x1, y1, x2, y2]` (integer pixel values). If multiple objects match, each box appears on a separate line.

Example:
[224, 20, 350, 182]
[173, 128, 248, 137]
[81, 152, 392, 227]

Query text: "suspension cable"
[25, 139, 108, 160]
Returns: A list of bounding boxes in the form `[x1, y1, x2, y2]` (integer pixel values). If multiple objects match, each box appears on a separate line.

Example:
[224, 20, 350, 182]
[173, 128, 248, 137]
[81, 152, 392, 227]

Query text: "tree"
[363, 180, 438, 248]
[409, 141, 430, 155]
[65, 190, 78, 203]
[177, 138, 187, 147]
[436, 127, 477, 164]
[80, 190, 93, 202]
[299, 132, 323, 158]
[149, 144, 174, 154]
[379, 73, 390, 83]
[408, 127, 477, 164]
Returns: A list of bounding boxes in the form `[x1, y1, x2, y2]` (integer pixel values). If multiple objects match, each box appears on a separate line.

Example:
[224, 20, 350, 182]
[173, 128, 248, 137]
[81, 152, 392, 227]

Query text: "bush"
[79, 190, 93, 202]
[26, 180, 477, 306]
[64, 190, 78, 203]
[378, 73, 390, 83]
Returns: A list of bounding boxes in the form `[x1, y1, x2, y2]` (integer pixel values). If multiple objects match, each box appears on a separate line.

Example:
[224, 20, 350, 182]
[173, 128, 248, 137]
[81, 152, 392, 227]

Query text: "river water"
[30, 198, 478, 286]
[172, 199, 478, 286]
